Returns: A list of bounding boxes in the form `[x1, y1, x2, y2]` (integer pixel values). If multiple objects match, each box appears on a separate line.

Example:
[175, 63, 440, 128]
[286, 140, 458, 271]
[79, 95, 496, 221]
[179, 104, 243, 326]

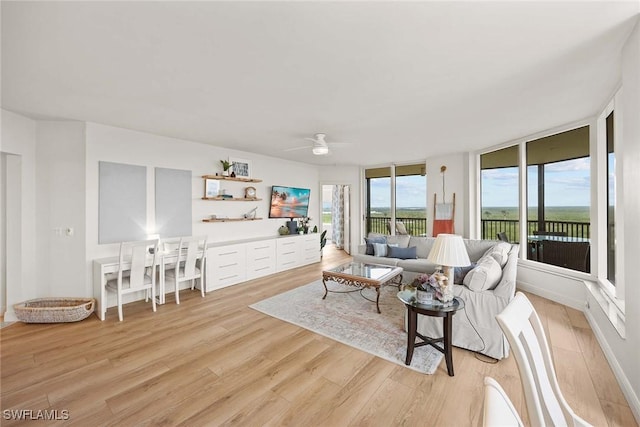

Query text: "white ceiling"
[2, 1, 639, 166]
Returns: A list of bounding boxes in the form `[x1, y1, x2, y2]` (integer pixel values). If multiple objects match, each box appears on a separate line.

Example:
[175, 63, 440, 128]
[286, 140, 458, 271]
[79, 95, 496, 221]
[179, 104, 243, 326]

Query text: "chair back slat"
[118, 239, 158, 290]
[496, 293, 592, 427]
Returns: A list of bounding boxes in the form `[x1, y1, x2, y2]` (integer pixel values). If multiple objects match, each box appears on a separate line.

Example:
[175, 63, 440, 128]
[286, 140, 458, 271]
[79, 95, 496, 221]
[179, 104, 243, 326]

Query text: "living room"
[2, 1, 640, 425]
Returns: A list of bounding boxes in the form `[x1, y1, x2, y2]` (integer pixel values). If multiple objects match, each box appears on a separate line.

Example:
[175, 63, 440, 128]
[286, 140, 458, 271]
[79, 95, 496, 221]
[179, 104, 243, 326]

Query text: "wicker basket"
[14, 298, 95, 323]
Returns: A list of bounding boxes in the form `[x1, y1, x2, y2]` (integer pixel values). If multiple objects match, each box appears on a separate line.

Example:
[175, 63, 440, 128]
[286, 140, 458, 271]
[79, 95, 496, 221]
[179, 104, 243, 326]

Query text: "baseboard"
[584, 308, 640, 424]
[516, 280, 584, 311]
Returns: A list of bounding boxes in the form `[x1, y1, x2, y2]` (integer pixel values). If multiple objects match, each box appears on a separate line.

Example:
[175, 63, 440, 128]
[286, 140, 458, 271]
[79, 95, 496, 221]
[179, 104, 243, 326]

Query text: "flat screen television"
[269, 185, 311, 219]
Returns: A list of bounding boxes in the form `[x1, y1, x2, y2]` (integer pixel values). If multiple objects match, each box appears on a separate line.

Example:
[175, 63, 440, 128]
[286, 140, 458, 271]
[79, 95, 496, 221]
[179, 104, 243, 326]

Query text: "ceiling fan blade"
[283, 146, 310, 152]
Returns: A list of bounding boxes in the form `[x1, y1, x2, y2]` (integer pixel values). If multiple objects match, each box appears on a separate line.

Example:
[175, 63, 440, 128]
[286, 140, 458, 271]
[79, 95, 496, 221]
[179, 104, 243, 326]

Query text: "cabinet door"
[276, 237, 300, 272]
[300, 234, 321, 265]
[246, 240, 276, 280]
[206, 244, 246, 291]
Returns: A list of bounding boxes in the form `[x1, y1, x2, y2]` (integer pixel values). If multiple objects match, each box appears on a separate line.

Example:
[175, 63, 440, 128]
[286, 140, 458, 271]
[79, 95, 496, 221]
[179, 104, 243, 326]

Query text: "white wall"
[85, 122, 320, 299]
[585, 21, 640, 420]
[1, 110, 37, 320]
[36, 121, 87, 296]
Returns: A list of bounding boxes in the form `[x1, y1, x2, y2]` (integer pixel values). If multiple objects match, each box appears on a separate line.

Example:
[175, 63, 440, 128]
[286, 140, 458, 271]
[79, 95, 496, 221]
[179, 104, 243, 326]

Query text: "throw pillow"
[463, 256, 503, 291]
[373, 242, 388, 257]
[386, 245, 417, 260]
[454, 263, 476, 284]
[365, 236, 387, 255]
[482, 242, 511, 267]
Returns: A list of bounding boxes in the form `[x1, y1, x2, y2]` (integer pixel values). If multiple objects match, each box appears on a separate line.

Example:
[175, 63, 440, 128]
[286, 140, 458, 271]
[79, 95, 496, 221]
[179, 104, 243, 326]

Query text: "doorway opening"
[322, 184, 351, 255]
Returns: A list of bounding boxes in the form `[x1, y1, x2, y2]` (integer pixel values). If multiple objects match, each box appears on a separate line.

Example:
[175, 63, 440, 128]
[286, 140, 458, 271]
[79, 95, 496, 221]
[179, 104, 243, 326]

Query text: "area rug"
[250, 280, 444, 374]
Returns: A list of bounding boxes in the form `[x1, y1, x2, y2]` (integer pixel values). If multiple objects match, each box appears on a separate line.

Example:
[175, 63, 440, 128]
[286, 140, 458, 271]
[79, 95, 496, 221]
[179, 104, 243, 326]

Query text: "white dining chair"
[496, 292, 592, 427]
[165, 235, 208, 304]
[106, 238, 159, 321]
[482, 377, 524, 427]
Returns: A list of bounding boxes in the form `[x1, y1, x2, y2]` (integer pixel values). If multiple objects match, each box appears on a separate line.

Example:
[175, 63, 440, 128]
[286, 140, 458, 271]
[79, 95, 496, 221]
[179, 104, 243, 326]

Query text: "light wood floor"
[1, 245, 636, 426]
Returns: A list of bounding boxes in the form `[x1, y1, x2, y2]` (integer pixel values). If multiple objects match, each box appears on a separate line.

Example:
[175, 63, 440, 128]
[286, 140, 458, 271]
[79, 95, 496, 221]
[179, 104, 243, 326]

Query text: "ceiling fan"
[284, 133, 351, 156]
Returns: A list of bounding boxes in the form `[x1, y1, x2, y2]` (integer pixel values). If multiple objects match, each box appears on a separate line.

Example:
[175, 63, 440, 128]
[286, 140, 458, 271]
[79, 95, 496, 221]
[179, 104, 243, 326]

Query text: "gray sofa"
[354, 234, 519, 360]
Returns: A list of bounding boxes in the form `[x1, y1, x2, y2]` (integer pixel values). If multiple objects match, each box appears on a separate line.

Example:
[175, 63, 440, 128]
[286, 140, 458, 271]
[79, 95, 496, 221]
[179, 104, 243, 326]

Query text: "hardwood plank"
[0, 245, 634, 427]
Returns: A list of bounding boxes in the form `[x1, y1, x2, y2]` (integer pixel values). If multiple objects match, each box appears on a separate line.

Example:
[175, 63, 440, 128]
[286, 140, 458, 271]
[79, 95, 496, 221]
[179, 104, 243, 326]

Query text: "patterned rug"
[250, 280, 444, 374]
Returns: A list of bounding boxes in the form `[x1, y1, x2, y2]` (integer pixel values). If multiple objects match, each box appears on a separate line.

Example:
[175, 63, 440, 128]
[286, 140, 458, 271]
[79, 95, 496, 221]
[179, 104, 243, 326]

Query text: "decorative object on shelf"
[229, 157, 251, 179]
[220, 159, 234, 176]
[427, 234, 471, 305]
[244, 186, 256, 199]
[204, 179, 220, 198]
[313, 225, 318, 233]
[243, 207, 257, 219]
[300, 216, 311, 233]
[286, 219, 298, 235]
[278, 225, 290, 235]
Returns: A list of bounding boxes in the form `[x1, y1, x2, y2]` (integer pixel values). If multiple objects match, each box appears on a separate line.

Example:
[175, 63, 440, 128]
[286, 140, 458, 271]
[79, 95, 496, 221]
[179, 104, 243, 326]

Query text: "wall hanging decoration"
[432, 165, 455, 236]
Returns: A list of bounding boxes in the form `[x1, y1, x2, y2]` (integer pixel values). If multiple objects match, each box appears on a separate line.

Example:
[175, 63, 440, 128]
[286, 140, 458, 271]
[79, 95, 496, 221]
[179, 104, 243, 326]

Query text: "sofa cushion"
[409, 237, 435, 258]
[387, 235, 411, 248]
[482, 242, 511, 267]
[454, 263, 476, 284]
[396, 258, 440, 274]
[387, 245, 417, 260]
[463, 256, 502, 291]
[364, 236, 387, 255]
[355, 253, 400, 267]
[464, 239, 501, 262]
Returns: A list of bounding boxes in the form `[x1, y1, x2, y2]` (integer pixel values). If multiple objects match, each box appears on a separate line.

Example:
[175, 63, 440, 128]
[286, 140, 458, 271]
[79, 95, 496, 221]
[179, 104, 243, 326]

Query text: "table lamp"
[427, 234, 471, 303]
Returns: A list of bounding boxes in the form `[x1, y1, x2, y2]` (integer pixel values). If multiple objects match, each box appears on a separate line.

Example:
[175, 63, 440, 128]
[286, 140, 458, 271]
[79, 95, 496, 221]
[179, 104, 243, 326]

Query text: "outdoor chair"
[496, 232, 510, 242]
[539, 240, 590, 272]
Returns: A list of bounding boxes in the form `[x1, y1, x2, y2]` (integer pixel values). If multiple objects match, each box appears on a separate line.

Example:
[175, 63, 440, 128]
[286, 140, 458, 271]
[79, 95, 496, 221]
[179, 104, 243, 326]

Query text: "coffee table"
[322, 262, 403, 313]
[397, 290, 464, 376]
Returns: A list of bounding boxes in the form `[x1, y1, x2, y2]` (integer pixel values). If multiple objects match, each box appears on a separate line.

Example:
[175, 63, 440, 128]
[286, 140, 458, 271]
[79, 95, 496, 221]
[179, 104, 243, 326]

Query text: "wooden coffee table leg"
[375, 286, 381, 313]
[322, 278, 328, 300]
[444, 312, 454, 376]
[405, 306, 417, 365]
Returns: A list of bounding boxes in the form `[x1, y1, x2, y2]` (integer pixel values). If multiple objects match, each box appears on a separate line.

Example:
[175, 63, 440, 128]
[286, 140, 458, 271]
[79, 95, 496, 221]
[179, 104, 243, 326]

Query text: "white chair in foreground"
[165, 235, 207, 304]
[482, 377, 524, 427]
[106, 239, 159, 321]
[496, 292, 592, 427]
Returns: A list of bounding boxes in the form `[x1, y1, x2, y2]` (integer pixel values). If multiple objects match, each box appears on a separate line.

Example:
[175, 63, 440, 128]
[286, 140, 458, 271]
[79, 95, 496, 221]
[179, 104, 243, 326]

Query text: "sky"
[322, 156, 595, 210]
[368, 175, 427, 208]
[482, 157, 591, 207]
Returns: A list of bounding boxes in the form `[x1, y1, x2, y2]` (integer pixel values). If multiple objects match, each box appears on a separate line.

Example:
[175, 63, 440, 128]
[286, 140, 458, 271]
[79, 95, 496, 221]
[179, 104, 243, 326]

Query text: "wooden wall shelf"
[202, 217, 263, 223]
[202, 197, 262, 202]
[202, 175, 262, 183]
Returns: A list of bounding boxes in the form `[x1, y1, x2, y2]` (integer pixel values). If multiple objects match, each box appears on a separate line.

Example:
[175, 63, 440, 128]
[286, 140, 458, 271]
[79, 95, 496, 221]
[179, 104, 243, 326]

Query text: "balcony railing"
[481, 219, 591, 242]
[366, 216, 428, 236]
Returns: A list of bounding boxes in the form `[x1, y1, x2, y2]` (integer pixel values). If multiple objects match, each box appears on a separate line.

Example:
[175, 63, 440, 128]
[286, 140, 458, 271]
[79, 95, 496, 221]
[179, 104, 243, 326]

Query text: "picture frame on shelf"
[229, 157, 251, 179]
[204, 178, 220, 198]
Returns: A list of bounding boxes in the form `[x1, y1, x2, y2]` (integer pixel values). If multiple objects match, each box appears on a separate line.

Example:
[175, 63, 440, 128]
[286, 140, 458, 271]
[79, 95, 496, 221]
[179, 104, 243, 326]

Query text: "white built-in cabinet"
[206, 233, 320, 291]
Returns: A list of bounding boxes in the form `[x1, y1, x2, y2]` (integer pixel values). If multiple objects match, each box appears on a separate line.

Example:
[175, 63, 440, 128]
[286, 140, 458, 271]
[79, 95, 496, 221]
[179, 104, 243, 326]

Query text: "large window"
[480, 146, 520, 242]
[526, 126, 591, 272]
[365, 164, 426, 236]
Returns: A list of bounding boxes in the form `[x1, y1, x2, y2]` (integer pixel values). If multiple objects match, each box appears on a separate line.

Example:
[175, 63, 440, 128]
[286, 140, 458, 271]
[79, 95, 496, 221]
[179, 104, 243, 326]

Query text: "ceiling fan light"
[312, 145, 329, 155]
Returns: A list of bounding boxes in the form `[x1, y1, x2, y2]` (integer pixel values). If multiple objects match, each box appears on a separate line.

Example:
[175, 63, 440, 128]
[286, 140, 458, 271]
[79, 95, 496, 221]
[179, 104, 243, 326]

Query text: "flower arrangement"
[299, 216, 312, 233]
[411, 271, 452, 304]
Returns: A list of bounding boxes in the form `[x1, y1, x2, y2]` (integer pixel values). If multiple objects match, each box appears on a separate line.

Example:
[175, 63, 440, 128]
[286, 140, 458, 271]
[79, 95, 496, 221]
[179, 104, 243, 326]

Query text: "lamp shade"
[427, 234, 471, 267]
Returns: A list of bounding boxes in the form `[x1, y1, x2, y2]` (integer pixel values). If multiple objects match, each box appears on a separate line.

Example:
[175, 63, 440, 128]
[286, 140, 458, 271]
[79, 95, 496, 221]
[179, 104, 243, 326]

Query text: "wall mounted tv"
[269, 185, 311, 219]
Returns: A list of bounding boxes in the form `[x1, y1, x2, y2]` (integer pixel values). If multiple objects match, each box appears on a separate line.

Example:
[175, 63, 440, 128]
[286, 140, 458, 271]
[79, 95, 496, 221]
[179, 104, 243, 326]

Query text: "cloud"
[545, 157, 590, 172]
